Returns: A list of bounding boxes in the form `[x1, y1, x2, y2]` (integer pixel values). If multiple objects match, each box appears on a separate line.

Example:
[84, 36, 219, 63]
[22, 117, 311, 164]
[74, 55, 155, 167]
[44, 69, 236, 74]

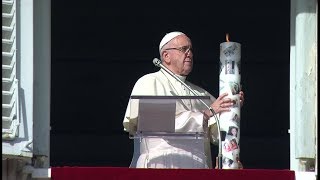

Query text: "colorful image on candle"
[229, 82, 240, 95]
[223, 136, 239, 152]
[227, 126, 238, 137]
[223, 156, 234, 168]
[225, 60, 235, 74]
[231, 112, 240, 127]
[223, 141, 232, 152]
[229, 138, 239, 150]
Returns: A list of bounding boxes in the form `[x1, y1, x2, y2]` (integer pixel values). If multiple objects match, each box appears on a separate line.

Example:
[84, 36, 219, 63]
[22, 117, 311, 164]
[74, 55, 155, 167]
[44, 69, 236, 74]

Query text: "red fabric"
[51, 167, 295, 180]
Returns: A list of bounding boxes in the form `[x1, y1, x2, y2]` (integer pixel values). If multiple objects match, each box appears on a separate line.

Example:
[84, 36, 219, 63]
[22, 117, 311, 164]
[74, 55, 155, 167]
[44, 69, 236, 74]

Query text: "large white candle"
[219, 34, 241, 169]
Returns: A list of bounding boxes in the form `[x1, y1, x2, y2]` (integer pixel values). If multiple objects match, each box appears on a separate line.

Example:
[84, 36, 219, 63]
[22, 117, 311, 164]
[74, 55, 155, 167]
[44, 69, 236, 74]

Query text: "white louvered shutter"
[2, 0, 19, 140]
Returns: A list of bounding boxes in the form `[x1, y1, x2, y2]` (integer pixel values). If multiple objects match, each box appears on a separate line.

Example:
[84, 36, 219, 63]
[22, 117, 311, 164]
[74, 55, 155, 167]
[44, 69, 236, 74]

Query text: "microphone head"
[153, 58, 161, 67]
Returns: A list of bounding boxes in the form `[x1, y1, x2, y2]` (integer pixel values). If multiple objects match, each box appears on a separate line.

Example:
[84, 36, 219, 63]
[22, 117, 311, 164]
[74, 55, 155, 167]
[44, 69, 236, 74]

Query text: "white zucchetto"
[159, 31, 185, 52]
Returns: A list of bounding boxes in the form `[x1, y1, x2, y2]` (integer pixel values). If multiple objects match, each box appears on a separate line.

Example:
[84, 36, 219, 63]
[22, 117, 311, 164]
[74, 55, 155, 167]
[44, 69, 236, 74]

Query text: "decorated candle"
[219, 34, 241, 169]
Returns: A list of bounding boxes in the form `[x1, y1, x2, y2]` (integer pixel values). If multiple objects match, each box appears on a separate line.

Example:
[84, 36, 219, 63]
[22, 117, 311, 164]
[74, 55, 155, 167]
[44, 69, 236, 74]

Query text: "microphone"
[153, 58, 223, 169]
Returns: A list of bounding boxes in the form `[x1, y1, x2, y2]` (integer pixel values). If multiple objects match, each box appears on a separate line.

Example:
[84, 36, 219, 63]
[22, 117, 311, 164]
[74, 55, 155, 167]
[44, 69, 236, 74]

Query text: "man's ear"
[162, 51, 171, 64]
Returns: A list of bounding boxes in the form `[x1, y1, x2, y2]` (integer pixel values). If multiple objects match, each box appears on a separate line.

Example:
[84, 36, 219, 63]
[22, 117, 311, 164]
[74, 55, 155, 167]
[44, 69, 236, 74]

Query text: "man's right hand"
[211, 93, 233, 114]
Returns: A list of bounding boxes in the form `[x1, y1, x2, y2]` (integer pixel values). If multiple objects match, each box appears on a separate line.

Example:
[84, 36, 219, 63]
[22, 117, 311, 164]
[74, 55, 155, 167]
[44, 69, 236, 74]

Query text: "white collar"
[160, 69, 187, 83]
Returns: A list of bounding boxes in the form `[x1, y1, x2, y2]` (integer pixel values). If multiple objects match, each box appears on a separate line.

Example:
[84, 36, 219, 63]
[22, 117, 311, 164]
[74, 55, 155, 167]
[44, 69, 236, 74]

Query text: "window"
[2, 0, 19, 140]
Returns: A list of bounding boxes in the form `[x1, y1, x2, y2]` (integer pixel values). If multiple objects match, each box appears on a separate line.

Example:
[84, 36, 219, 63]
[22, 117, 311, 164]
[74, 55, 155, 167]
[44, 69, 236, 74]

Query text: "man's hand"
[211, 93, 233, 114]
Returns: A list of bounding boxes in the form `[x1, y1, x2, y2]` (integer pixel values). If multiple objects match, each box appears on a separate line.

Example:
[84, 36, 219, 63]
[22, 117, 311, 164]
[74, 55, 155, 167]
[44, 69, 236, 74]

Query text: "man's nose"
[185, 49, 193, 57]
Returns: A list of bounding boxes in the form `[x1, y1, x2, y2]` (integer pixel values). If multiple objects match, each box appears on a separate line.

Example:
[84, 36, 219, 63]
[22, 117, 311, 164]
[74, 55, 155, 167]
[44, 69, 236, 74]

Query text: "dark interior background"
[50, 0, 290, 169]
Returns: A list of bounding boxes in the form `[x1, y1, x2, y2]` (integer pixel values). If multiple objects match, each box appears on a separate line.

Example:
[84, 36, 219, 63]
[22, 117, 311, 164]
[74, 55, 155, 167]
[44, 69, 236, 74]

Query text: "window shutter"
[2, 0, 19, 140]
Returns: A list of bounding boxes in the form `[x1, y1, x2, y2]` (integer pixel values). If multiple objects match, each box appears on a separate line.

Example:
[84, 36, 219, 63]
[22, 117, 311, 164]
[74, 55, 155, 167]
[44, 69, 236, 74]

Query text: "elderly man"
[123, 31, 244, 169]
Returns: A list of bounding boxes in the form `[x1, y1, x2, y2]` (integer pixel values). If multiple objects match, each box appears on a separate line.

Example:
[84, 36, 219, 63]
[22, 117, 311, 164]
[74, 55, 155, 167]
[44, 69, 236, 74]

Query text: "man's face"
[163, 35, 193, 76]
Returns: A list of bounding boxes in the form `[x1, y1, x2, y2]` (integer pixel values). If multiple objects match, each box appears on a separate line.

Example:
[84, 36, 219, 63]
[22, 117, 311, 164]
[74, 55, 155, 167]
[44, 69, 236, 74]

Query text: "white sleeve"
[123, 75, 164, 134]
[174, 110, 220, 145]
[175, 111, 205, 133]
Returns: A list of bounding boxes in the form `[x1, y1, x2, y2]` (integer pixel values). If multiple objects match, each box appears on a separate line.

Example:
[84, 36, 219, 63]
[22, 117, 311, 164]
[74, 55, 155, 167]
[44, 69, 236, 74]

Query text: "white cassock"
[123, 69, 219, 169]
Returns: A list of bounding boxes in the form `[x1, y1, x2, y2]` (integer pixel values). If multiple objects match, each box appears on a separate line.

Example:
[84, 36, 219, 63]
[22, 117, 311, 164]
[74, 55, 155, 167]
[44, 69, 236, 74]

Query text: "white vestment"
[123, 69, 219, 169]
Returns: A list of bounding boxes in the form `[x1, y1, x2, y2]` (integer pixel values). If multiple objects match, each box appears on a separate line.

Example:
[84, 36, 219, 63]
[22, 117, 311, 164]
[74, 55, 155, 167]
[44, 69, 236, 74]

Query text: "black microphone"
[153, 58, 223, 169]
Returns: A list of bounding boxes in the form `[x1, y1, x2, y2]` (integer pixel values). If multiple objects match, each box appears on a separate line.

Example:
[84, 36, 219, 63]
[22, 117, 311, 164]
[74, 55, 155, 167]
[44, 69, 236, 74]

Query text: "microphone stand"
[153, 58, 223, 169]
